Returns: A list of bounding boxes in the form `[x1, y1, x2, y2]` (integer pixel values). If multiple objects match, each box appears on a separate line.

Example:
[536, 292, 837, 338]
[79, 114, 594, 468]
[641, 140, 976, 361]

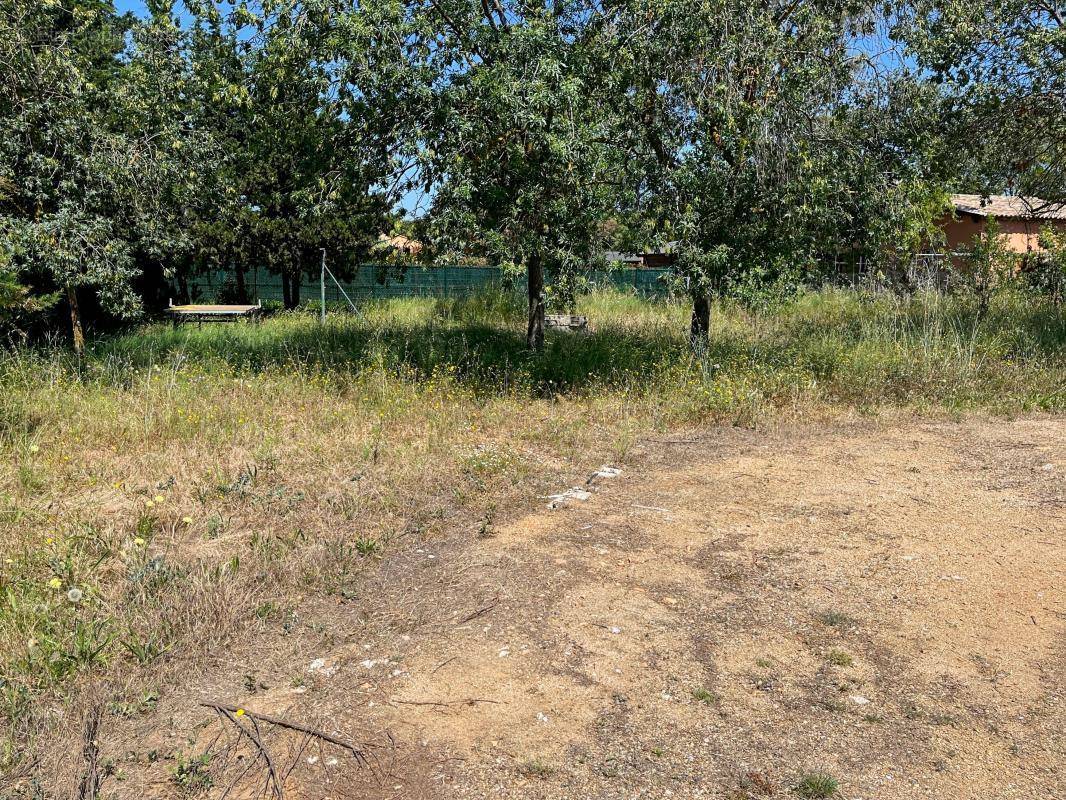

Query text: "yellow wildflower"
[154, 495, 165, 504]
[182, 516, 193, 525]
[144, 500, 154, 509]
[47, 577, 62, 589]
[133, 537, 145, 546]
[235, 708, 245, 717]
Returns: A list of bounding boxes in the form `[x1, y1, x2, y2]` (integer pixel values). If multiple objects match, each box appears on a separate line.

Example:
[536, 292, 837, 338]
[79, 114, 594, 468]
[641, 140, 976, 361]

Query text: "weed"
[827, 650, 853, 667]
[793, 771, 839, 798]
[122, 630, 171, 665]
[110, 690, 159, 717]
[517, 759, 556, 778]
[353, 535, 382, 557]
[692, 687, 720, 704]
[172, 751, 213, 795]
[205, 514, 224, 539]
[818, 610, 853, 628]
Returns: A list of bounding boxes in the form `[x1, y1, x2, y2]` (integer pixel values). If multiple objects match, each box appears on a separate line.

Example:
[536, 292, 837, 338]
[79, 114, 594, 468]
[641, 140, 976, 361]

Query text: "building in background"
[941, 195, 1066, 254]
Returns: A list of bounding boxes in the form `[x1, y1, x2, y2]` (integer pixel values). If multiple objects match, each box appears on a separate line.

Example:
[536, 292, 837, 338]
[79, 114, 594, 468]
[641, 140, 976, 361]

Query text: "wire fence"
[182, 255, 972, 306]
[184, 264, 677, 304]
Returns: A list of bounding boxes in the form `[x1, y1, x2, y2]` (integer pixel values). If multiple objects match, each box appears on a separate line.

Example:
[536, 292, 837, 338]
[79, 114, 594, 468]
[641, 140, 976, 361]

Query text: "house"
[942, 194, 1066, 254]
[603, 243, 678, 268]
[377, 232, 423, 257]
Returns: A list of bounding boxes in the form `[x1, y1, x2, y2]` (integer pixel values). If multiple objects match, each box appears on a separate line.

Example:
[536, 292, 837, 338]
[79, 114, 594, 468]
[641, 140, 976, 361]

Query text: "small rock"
[308, 658, 337, 677]
[850, 695, 870, 705]
[498, 648, 510, 658]
[547, 487, 593, 509]
[609, 626, 622, 635]
[587, 466, 622, 484]
[662, 597, 679, 606]
[536, 712, 550, 723]
[360, 659, 377, 669]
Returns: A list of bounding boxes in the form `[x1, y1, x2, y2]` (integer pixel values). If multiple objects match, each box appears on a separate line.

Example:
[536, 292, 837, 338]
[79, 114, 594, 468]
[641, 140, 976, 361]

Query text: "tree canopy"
[0, 0, 1059, 348]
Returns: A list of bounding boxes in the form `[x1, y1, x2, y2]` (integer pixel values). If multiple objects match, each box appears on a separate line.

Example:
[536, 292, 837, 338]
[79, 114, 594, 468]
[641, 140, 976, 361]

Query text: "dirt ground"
[90, 416, 1064, 799]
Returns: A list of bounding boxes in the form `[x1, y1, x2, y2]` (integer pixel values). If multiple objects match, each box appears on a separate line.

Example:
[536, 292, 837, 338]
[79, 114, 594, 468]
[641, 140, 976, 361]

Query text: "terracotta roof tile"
[952, 194, 1066, 220]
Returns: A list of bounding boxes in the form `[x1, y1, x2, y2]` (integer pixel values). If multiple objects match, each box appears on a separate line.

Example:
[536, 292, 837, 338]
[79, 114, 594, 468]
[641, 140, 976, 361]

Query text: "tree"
[178, 0, 422, 309]
[608, 0, 929, 343]
[896, 0, 1066, 204]
[418, 0, 620, 349]
[0, 1, 145, 352]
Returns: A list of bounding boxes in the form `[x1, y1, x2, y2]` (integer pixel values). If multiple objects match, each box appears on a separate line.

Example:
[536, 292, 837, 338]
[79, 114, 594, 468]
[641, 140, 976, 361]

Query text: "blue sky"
[115, 0, 147, 14]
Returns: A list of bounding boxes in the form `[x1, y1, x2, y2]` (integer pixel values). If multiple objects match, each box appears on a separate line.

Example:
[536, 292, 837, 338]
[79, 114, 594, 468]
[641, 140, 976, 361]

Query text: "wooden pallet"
[166, 301, 263, 326]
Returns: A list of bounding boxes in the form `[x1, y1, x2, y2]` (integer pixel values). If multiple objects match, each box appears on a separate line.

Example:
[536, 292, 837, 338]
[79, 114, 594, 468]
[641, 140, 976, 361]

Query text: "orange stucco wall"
[939, 213, 1066, 254]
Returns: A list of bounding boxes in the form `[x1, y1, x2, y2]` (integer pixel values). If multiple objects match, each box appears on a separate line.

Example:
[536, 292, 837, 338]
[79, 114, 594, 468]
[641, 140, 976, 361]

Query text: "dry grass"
[0, 287, 1062, 791]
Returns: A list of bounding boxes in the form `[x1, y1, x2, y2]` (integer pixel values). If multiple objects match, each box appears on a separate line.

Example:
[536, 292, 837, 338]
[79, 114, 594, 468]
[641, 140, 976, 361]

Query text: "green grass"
[818, 610, 854, 628]
[692, 687, 720, 705]
[793, 771, 839, 798]
[827, 649, 854, 667]
[0, 286, 1061, 777]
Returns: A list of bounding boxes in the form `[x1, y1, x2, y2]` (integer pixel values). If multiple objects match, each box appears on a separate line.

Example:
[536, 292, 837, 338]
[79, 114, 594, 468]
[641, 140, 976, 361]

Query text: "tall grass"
[0, 287, 1061, 780]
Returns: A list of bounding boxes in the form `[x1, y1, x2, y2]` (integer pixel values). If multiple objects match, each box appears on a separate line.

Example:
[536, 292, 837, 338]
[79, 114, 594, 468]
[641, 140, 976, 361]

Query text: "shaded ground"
[92, 416, 1064, 799]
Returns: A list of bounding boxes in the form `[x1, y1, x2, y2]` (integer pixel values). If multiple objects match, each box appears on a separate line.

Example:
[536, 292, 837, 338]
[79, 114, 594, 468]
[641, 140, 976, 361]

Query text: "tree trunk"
[526, 253, 545, 351]
[177, 269, 191, 304]
[235, 263, 247, 304]
[689, 291, 710, 350]
[67, 285, 85, 356]
[282, 269, 293, 309]
[291, 269, 301, 308]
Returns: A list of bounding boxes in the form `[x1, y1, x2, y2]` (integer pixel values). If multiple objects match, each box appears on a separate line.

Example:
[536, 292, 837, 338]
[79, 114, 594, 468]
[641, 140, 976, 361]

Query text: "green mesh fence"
[183, 265, 676, 304]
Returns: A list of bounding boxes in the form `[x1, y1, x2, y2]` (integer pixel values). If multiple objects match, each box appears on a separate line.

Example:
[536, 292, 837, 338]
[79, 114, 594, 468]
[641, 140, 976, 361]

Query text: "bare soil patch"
[84, 416, 1065, 799]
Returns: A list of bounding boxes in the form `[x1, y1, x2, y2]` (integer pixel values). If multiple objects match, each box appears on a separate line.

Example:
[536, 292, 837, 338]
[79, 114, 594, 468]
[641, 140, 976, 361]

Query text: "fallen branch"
[201, 702, 371, 766]
[218, 708, 283, 800]
[392, 697, 502, 708]
[76, 704, 102, 800]
[458, 597, 500, 624]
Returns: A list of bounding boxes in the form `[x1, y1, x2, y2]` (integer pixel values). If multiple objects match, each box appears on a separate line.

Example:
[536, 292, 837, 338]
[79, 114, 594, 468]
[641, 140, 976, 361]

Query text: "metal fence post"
[320, 249, 326, 324]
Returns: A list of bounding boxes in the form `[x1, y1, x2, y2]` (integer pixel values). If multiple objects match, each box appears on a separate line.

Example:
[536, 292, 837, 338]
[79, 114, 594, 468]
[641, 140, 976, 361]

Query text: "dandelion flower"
[182, 516, 193, 525]
[28, 444, 39, 454]
[67, 587, 83, 603]
[133, 537, 145, 546]
[47, 577, 62, 590]
[235, 708, 245, 717]
[154, 495, 165, 504]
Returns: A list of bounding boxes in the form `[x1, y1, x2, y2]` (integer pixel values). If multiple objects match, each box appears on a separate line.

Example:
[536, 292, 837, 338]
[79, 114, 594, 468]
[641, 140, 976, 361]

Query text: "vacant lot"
[1, 290, 1063, 798]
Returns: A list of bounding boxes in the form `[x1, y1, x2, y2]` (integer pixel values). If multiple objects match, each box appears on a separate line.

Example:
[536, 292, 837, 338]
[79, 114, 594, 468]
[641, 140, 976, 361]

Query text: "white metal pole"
[320, 248, 326, 325]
